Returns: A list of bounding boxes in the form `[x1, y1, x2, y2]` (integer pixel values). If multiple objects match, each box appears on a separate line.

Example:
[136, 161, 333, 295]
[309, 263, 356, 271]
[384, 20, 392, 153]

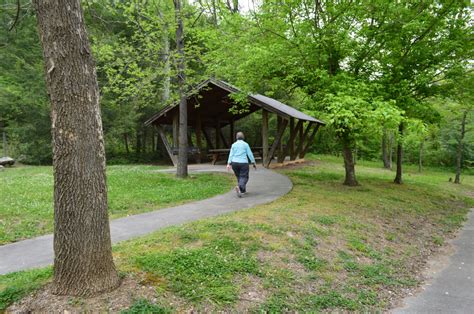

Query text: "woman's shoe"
[235, 186, 242, 198]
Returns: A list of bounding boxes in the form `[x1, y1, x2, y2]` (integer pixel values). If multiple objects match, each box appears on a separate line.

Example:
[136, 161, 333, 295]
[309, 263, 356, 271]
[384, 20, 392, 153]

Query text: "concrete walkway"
[0, 165, 292, 275]
[393, 209, 474, 313]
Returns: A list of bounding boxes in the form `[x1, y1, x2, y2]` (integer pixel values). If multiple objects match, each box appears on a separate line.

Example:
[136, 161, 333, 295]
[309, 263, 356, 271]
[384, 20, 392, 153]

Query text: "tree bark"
[124, 133, 130, 154]
[33, 0, 119, 296]
[161, 22, 170, 103]
[394, 122, 404, 184]
[388, 131, 394, 169]
[342, 138, 358, 186]
[382, 130, 391, 169]
[174, 0, 188, 178]
[454, 111, 467, 184]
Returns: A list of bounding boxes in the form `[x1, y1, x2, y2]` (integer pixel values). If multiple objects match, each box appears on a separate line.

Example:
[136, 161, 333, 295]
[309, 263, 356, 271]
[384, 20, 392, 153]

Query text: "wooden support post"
[230, 120, 235, 145]
[157, 124, 178, 166]
[220, 128, 230, 148]
[289, 118, 295, 159]
[195, 114, 202, 163]
[265, 119, 288, 168]
[215, 120, 221, 149]
[262, 110, 269, 166]
[291, 121, 304, 160]
[301, 124, 321, 158]
[172, 112, 179, 149]
[203, 128, 214, 150]
[295, 122, 313, 159]
[279, 120, 301, 163]
[276, 116, 285, 163]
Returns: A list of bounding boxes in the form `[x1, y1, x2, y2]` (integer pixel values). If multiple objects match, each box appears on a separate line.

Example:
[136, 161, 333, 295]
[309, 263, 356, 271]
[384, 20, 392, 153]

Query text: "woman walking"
[227, 132, 257, 197]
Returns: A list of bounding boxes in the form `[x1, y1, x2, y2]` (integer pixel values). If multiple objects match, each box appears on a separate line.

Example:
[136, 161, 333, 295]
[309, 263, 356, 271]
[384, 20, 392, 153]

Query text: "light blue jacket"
[227, 140, 256, 164]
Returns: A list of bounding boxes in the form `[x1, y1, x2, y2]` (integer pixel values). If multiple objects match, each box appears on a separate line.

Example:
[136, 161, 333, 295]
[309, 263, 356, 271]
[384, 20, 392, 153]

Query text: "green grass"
[0, 268, 52, 311]
[0, 165, 233, 244]
[1, 155, 473, 311]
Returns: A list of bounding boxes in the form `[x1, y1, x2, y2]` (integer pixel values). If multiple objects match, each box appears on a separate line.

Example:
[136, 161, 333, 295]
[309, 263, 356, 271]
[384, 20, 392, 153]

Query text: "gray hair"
[236, 132, 245, 140]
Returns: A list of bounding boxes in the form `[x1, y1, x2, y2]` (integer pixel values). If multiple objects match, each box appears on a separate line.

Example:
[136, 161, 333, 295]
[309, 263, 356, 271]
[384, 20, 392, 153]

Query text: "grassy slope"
[1, 156, 473, 311]
[0, 165, 233, 244]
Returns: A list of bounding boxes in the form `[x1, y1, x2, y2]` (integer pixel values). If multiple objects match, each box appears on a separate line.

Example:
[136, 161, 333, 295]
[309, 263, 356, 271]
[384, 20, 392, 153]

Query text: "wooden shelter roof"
[144, 79, 325, 127]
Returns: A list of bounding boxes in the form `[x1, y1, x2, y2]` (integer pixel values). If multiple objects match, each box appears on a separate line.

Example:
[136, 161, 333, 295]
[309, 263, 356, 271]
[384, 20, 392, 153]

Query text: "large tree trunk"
[342, 138, 358, 186]
[382, 130, 391, 169]
[394, 122, 404, 184]
[454, 111, 467, 184]
[33, 0, 120, 296]
[174, 0, 188, 178]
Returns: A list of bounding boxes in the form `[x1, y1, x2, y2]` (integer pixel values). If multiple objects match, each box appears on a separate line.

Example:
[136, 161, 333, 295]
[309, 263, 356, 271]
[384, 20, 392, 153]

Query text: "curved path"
[0, 165, 292, 275]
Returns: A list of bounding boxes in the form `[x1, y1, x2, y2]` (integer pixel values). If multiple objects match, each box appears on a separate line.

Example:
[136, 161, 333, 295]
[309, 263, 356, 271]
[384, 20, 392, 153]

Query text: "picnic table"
[208, 147, 263, 165]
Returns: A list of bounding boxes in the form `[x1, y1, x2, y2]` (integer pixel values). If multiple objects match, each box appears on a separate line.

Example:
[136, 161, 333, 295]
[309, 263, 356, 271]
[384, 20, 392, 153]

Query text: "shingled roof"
[144, 79, 325, 127]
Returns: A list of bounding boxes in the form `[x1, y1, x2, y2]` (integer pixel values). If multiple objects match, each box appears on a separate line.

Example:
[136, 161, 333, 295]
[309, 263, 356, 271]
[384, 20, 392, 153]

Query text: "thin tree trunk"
[124, 133, 130, 154]
[33, 0, 119, 296]
[2, 127, 7, 156]
[394, 122, 404, 184]
[161, 22, 170, 103]
[418, 139, 424, 172]
[136, 131, 141, 154]
[388, 131, 393, 169]
[382, 130, 391, 169]
[174, 0, 188, 178]
[342, 138, 358, 186]
[143, 128, 147, 154]
[454, 111, 467, 184]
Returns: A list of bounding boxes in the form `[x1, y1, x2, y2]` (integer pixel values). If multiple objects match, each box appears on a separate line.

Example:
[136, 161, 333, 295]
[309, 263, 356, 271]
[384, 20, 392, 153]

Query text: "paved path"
[393, 209, 474, 314]
[0, 165, 292, 275]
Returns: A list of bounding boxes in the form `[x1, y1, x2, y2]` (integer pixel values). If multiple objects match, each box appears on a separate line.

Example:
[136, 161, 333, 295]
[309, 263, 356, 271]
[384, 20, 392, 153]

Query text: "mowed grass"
[0, 165, 233, 244]
[1, 156, 473, 312]
[111, 156, 473, 312]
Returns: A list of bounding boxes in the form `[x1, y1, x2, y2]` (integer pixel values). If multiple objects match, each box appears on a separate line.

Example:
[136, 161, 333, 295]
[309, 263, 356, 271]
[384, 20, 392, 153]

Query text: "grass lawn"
[0, 165, 233, 244]
[1, 156, 473, 312]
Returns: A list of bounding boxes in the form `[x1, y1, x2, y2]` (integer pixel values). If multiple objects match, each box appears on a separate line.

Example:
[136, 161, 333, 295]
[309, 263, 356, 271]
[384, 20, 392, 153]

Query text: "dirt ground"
[7, 277, 157, 313]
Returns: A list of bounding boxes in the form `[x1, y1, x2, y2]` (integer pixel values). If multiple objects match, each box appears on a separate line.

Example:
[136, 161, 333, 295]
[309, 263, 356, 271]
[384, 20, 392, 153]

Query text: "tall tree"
[33, 0, 120, 296]
[174, 0, 188, 178]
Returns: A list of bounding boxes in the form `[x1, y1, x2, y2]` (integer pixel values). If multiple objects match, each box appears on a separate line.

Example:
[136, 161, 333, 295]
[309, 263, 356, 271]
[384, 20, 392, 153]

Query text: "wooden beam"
[289, 118, 295, 159]
[215, 120, 221, 149]
[301, 123, 321, 158]
[195, 114, 202, 163]
[278, 120, 301, 163]
[156, 124, 177, 166]
[202, 128, 214, 150]
[276, 116, 285, 163]
[262, 110, 269, 166]
[172, 112, 179, 148]
[265, 119, 288, 168]
[219, 128, 230, 148]
[229, 120, 235, 145]
[294, 122, 313, 159]
[290, 121, 304, 160]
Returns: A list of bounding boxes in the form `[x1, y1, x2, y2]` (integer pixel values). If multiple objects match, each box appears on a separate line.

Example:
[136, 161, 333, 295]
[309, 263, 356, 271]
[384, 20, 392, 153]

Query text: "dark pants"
[231, 162, 249, 193]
